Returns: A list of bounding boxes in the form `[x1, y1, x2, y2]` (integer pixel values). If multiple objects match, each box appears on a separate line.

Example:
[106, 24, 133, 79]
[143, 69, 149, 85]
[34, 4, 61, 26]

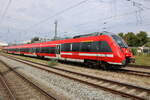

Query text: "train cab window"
[99, 41, 112, 52]
[72, 43, 80, 52]
[111, 35, 128, 48]
[61, 43, 71, 51]
[80, 42, 92, 52]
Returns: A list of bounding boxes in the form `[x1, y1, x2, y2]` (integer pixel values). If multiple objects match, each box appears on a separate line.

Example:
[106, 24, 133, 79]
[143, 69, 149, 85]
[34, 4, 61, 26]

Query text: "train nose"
[122, 48, 135, 64]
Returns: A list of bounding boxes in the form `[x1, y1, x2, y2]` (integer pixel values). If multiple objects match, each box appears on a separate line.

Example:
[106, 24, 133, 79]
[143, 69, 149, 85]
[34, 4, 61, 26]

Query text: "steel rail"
[2, 54, 150, 100]
[3, 53, 150, 78]
[128, 65, 150, 70]
[119, 69, 150, 77]
[0, 73, 16, 100]
[0, 59, 56, 100]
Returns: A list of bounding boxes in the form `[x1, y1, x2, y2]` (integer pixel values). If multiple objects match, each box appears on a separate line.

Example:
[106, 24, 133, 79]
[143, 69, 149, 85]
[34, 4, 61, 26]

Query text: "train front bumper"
[128, 57, 135, 63]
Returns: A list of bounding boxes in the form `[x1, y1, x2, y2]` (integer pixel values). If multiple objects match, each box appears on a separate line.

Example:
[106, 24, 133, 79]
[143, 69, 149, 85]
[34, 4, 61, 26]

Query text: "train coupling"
[127, 57, 135, 63]
[129, 57, 135, 63]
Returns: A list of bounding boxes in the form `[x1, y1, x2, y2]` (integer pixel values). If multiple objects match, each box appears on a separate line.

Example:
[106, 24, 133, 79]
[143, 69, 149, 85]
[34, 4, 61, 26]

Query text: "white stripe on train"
[23, 53, 122, 65]
[61, 53, 114, 57]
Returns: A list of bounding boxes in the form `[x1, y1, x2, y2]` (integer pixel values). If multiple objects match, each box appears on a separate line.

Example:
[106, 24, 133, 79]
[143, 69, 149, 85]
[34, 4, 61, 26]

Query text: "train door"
[56, 44, 61, 60]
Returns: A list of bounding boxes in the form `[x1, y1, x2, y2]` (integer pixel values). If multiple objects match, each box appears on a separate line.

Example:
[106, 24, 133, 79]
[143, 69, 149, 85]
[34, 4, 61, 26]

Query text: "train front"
[111, 34, 135, 66]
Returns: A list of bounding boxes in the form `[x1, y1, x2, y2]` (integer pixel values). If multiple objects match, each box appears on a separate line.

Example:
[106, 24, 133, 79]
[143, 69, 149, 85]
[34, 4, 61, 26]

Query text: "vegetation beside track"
[4, 53, 49, 65]
[48, 59, 58, 67]
[131, 55, 150, 67]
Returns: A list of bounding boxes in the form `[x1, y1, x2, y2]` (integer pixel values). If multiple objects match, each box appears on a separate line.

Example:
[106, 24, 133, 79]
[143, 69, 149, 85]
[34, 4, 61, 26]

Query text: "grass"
[4, 53, 48, 64]
[132, 55, 150, 66]
[3, 53, 58, 67]
[48, 59, 58, 67]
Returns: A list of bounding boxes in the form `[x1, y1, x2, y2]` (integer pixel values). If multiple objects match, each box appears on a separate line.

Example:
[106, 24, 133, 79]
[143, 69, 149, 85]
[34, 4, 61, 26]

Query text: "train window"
[23, 48, 26, 52]
[111, 35, 128, 48]
[61, 43, 71, 51]
[99, 41, 112, 52]
[36, 48, 39, 53]
[49, 47, 55, 54]
[39, 47, 55, 54]
[40, 47, 46, 53]
[25, 48, 29, 52]
[72, 43, 80, 52]
[90, 41, 101, 52]
[29, 48, 33, 53]
[33, 48, 36, 53]
[30, 48, 35, 53]
[80, 42, 92, 52]
[44, 47, 50, 53]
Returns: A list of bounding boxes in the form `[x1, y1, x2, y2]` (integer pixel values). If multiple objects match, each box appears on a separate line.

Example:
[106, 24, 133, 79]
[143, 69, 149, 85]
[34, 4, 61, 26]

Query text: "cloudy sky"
[0, 0, 150, 43]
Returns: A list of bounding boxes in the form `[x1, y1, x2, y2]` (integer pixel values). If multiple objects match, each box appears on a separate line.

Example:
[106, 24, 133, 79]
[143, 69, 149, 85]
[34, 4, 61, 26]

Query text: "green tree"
[31, 37, 40, 43]
[124, 32, 138, 46]
[145, 42, 150, 47]
[148, 37, 150, 42]
[136, 31, 148, 46]
[118, 32, 124, 38]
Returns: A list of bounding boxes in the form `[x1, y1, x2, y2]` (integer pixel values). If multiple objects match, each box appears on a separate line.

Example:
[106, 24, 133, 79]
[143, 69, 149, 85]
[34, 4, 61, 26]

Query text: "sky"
[0, 0, 150, 43]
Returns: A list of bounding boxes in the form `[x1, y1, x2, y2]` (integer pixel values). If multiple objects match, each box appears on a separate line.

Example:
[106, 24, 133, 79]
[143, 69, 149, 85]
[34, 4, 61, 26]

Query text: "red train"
[4, 32, 135, 69]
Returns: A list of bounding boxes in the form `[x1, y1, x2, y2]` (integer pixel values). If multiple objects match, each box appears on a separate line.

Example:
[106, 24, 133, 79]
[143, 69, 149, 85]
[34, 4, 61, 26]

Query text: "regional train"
[4, 32, 135, 69]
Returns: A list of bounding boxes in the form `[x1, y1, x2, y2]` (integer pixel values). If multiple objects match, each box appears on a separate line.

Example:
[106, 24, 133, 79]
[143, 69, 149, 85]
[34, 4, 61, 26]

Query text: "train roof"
[73, 31, 111, 38]
[5, 32, 114, 49]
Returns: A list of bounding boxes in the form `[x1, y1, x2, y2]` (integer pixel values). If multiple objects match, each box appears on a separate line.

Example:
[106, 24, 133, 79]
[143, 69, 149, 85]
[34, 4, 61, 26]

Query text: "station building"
[0, 42, 8, 51]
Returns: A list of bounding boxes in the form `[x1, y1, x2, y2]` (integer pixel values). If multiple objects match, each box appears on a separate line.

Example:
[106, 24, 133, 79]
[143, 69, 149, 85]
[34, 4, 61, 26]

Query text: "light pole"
[54, 20, 58, 40]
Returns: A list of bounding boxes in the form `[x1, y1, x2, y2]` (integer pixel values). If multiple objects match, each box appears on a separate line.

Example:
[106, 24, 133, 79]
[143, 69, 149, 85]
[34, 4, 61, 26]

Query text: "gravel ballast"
[6, 53, 150, 89]
[0, 56, 130, 100]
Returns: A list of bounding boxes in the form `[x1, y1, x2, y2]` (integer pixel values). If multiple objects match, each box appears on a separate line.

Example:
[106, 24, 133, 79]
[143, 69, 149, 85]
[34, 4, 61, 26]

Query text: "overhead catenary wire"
[25, 0, 89, 30]
[0, 0, 12, 24]
[74, 9, 143, 27]
[2, 0, 149, 43]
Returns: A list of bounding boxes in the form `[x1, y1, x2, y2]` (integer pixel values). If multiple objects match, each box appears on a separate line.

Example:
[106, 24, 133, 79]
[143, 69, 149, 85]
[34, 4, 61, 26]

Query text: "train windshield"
[111, 35, 128, 48]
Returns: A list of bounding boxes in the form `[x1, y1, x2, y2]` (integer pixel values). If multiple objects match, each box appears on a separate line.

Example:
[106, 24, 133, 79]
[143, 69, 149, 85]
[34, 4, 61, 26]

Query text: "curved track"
[1, 54, 150, 100]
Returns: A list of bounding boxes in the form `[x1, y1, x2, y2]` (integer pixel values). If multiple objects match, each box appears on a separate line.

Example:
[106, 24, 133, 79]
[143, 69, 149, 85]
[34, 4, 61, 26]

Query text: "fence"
[130, 47, 150, 56]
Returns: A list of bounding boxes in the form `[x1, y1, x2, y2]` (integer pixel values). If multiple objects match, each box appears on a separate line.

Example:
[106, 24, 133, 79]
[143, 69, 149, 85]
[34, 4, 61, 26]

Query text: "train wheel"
[100, 62, 110, 70]
[37, 55, 44, 59]
[85, 60, 94, 68]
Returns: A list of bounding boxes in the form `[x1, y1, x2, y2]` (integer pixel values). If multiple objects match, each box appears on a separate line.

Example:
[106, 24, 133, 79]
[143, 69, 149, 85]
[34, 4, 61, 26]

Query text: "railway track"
[3, 53, 150, 78]
[0, 72, 15, 100]
[1, 54, 150, 100]
[117, 69, 150, 78]
[0, 59, 56, 100]
[128, 65, 150, 70]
